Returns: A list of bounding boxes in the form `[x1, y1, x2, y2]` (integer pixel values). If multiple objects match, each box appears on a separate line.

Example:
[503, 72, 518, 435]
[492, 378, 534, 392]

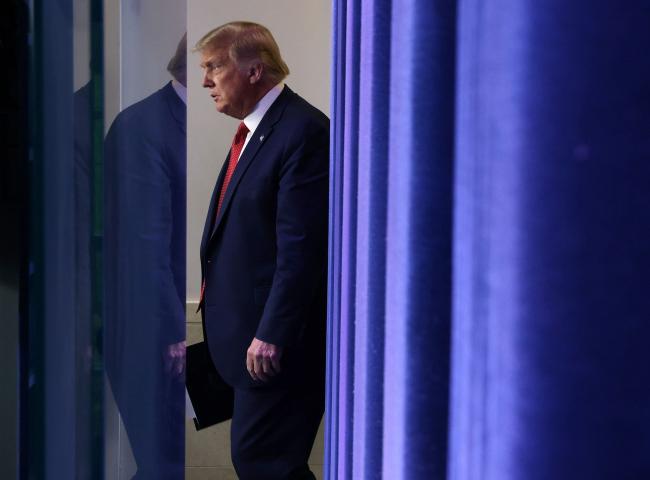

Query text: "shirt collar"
[243, 83, 284, 135]
[171, 79, 187, 105]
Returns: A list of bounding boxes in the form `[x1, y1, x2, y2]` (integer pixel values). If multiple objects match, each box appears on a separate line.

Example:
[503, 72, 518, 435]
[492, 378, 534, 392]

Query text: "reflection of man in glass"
[104, 34, 187, 480]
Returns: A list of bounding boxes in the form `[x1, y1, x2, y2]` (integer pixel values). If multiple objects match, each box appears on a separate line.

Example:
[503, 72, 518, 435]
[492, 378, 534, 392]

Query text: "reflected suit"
[199, 85, 329, 479]
[104, 81, 186, 479]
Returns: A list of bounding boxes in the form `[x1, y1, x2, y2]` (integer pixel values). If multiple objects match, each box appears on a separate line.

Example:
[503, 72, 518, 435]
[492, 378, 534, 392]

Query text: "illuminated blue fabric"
[327, 1, 650, 479]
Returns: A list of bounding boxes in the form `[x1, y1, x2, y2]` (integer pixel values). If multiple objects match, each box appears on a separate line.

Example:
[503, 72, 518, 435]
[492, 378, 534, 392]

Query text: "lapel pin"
[259, 135, 265, 142]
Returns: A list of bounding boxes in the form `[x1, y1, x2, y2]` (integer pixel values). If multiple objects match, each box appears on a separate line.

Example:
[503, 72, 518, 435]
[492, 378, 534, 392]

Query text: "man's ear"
[248, 61, 264, 84]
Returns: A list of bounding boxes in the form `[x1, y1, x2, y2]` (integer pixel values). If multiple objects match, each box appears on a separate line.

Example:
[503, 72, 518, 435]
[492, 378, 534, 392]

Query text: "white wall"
[120, 0, 186, 110]
[187, 0, 332, 301]
[104, 0, 186, 130]
[73, 0, 90, 90]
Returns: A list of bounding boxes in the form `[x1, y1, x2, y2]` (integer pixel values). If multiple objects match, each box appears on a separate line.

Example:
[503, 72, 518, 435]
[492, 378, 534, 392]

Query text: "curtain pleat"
[383, 1, 456, 479]
[352, 1, 391, 479]
[325, 0, 345, 476]
[326, 0, 358, 479]
[327, 1, 650, 479]
[335, 0, 361, 477]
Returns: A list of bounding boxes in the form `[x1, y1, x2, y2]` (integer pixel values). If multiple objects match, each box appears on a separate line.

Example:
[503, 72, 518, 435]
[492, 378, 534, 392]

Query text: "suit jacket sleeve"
[255, 118, 329, 347]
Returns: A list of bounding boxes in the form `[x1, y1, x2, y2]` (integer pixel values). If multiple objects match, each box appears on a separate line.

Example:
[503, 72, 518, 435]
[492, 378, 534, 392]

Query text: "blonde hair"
[195, 21, 290, 84]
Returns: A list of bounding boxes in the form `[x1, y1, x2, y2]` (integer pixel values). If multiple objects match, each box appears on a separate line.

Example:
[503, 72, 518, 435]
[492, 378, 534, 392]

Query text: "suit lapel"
[207, 86, 294, 246]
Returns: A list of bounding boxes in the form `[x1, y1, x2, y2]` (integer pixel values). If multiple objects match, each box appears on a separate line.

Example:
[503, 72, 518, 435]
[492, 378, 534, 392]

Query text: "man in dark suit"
[104, 34, 187, 479]
[195, 22, 329, 480]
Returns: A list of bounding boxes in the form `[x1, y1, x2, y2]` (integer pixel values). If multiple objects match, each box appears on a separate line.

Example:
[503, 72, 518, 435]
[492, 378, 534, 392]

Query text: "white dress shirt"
[240, 82, 285, 155]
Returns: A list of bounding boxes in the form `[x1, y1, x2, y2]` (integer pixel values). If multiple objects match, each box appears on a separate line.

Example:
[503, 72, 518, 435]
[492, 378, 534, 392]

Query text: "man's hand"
[164, 340, 186, 378]
[246, 337, 283, 382]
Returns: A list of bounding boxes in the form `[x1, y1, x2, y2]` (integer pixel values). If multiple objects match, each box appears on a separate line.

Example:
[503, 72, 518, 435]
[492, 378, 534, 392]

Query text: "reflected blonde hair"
[195, 21, 290, 84]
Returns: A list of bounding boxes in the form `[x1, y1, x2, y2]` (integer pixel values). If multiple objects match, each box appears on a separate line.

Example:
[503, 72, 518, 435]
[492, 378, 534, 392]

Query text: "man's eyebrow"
[201, 57, 223, 67]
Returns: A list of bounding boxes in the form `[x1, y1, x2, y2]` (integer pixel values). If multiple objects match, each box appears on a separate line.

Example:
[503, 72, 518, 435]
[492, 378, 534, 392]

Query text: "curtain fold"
[383, 1, 456, 479]
[326, 0, 356, 478]
[327, 0, 650, 479]
[352, 0, 390, 479]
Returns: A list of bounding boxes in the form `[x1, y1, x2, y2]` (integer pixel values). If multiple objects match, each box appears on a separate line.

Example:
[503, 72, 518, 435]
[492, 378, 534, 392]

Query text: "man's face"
[200, 46, 251, 119]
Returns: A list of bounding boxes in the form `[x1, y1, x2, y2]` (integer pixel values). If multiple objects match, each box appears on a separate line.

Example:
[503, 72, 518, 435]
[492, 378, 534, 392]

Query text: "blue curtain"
[326, 1, 650, 479]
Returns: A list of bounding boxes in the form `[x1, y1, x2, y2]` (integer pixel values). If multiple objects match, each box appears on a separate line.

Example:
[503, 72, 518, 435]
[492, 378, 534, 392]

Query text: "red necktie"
[199, 122, 249, 306]
[216, 122, 249, 216]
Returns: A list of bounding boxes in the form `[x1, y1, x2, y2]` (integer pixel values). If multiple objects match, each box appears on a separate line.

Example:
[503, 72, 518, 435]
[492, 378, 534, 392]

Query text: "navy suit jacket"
[104, 81, 187, 390]
[200, 86, 329, 388]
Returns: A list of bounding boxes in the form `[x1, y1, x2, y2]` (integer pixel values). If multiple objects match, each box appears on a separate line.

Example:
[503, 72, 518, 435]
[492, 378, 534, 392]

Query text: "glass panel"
[22, 0, 104, 477]
[103, 1, 187, 478]
[23, 0, 186, 478]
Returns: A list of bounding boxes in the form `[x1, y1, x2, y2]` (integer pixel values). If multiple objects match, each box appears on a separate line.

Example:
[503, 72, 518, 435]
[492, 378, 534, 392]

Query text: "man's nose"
[202, 72, 213, 88]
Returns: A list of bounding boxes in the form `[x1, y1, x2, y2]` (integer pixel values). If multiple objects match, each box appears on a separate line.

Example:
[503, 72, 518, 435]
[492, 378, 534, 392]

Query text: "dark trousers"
[230, 384, 324, 480]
